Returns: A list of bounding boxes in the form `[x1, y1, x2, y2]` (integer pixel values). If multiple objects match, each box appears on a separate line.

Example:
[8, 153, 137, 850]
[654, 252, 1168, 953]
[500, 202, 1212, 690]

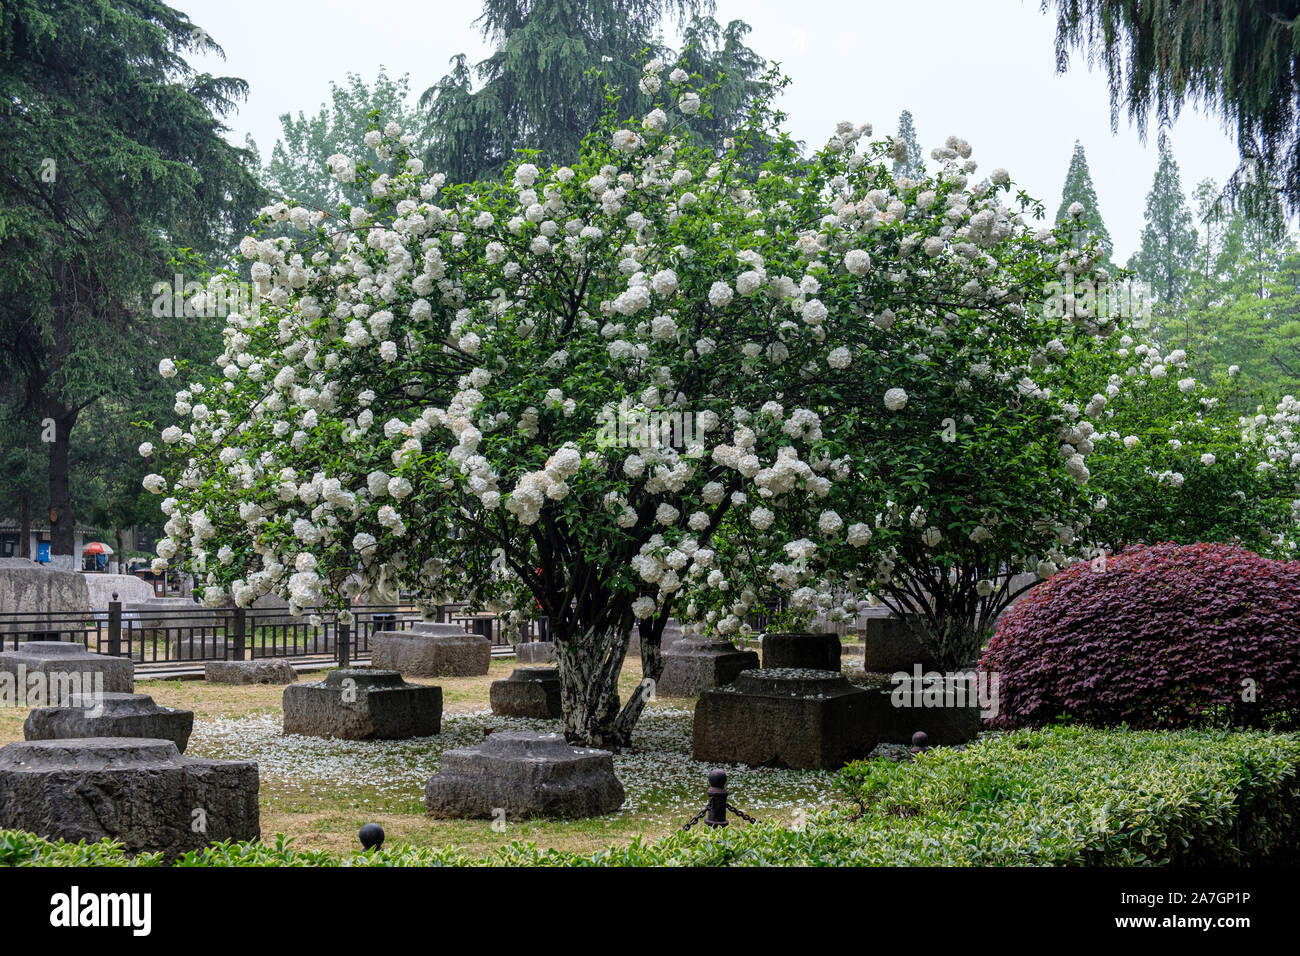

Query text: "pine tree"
[1055, 141, 1113, 260]
[1044, 0, 1300, 220]
[0, 0, 263, 563]
[892, 110, 924, 180]
[1129, 136, 1198, 308]
[419, 0, 770, 183]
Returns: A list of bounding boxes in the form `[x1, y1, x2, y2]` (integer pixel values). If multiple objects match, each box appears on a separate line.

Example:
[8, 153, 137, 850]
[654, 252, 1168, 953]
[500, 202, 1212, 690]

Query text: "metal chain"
[681, 802, 759, 830]
[680, 806, 709, 832]
[727, 802, 759, 824]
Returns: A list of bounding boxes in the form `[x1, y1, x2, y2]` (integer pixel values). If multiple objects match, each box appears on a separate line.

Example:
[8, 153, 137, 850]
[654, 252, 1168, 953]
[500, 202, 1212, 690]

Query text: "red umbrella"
[83, 542, 114, 555]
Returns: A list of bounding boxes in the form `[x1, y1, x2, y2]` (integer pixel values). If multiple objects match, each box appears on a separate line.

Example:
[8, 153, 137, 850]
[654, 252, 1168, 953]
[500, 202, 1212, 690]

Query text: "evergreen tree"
[0, 0, 263, 564]
[266, 69, 434, 210]
[1044, 0, 1300, 220]
[1128, 136, 1198, 312]
[892, 109, 924, 180]
[1055, 141, 1113, 260]
[419, 0, 769, 183]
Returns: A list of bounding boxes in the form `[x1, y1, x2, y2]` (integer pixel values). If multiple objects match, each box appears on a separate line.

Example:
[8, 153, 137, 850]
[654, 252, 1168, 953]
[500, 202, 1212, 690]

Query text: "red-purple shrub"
[981, 542, 1300, 729]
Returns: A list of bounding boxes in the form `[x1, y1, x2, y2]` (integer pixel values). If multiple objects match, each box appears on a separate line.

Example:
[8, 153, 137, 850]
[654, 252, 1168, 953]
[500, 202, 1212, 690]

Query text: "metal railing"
[0, 601, 544, 665]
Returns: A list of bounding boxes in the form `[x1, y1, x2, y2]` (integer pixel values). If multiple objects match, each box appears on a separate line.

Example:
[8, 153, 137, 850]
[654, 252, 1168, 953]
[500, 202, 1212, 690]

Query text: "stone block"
[693, 668, 875, 770]
[84, 573, 154, 609]
[205, 659, 298, 685]
[490, 667, 562, 718]
[655, 636, 758, 697]
[857, 672, 985, 746]
[371, 623, 490, 677]
[761, 632, 841, 672]
[24, 693, 194, 752]
[0, 737, 259, 860]
[425, 731, 624, 820]
[0, 563, 89, 636]
[0, 641, 133, 704]
[861, 615, 938, 672]
[282, 667, 441, 739]
[514, 641, 556, 664]
[124, 598, 220, 641]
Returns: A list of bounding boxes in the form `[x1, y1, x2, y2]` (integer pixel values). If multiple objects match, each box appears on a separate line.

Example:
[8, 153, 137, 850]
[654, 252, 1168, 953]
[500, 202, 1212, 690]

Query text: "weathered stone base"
[761, 632, 842, 672]
[693, 669, 874, 770]
[0, 737, 259, 860]
[125, 597, 220, 642]
[425, 731, 624, 820]
[861, 615, 938, 672]
[0, 642, 134, 703]
[23, 693, 194, 752]
[514, 641, 556, 664]
[205, 660, 298, 685]
[490, 667, 562, 718]
[371, 623, 491, 677]
[858, 674, 985, 745]
[282, 668, 441, 739]
[656, 637, 758, 697]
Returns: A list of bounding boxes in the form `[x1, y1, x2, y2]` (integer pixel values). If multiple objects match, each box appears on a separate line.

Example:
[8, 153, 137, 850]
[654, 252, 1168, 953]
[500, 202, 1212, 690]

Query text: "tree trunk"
[554, 625, 631, 747]
[113, 528, 125, 574]
[19, 494, 31, 559]
[46, 405, 76, 568]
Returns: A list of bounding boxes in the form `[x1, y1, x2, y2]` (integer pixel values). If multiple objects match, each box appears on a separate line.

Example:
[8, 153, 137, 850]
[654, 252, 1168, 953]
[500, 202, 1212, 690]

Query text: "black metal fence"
[0, 601, 541, 666]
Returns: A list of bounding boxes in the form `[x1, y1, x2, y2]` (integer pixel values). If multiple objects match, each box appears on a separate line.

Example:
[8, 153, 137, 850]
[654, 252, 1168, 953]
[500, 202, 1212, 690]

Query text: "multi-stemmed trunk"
[881, 560, 1038, 671]
[554, 625, 631, 747]
[551, 614, 671, 748]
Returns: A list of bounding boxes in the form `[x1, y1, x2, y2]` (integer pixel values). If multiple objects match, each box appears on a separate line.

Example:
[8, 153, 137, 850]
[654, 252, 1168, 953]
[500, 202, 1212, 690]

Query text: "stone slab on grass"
[656, 637, 758, 697]
[514, 641, 556, 664]
[371, 624, 491, 677]
[490, 667, 562, 719]
[0, 737, 259, 860]
[425, 730, 624, 820]
[282, 667, 441, 740]
[693, 668, 874, 770]
[205, 659, 298, 685]
[23, 693, 194, 752]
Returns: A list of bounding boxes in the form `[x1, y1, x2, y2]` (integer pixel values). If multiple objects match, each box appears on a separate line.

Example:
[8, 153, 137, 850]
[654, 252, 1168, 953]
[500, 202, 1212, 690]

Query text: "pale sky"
[181, 0, 1246, 262]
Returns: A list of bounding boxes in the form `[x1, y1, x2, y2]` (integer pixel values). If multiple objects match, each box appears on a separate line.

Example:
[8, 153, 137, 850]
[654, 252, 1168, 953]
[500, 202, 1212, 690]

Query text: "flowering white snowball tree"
[1067, 331, 1300, 557]
[683, 171, 1125, 668]
[143, 66, 1084, 743]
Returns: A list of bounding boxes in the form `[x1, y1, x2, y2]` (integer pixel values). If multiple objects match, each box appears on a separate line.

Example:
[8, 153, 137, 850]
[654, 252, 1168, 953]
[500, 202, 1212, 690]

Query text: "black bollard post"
[359, 823, 384, 851]
[705, 768, 729, 828]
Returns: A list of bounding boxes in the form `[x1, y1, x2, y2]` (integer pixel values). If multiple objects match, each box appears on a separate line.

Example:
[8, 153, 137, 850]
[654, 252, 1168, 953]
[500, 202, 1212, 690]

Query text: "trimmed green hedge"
[2, 727, 1296, 866]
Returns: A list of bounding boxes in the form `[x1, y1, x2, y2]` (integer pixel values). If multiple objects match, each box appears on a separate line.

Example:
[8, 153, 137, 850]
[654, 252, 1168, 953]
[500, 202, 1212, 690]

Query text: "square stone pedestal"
[282, 667, 441, 739]
[693, 669, 874, 770]
[858, 672, 984, 745]
[656, 637, 758, 697]
[760, 632, 841, 672]
[0, 737, 259, 860]
[490, 667, 562, 718]
[861, 615, 938, 672]
[24, 693, 194, 752]
[371, 622, 491, 677]
[0, 641, 134, 704]
[425, 731, 624, 820]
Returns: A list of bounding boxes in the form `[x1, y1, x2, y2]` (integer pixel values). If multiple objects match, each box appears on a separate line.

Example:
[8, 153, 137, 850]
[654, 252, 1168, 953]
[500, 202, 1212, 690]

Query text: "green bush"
[3, 728, 1296, 866]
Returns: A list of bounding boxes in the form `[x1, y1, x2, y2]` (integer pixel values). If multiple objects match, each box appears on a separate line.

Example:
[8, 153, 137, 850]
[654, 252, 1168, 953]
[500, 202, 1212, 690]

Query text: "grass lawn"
[0, 656, 838, 858]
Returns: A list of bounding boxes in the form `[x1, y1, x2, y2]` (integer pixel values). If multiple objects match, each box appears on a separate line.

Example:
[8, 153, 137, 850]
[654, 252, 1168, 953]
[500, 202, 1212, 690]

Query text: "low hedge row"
[3, 727, 1296, 866]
